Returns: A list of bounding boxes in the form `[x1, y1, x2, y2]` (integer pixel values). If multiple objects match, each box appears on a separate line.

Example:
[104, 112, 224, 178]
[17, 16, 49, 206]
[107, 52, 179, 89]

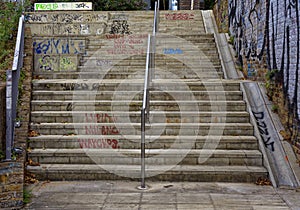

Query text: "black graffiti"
[253, 111, 275, 152]
[109, 20, 131, 35]
[76, 3, 89, 8]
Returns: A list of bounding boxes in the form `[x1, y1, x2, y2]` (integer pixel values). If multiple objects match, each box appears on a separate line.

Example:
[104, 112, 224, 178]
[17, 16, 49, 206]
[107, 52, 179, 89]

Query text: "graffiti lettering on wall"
[81, 112, 120, 149]
[165, 13, 194, 20]
[252, 111, 275, 152]
[112, 14, 128, 21]
[96, 60, 112, 67]
[38, 55, 58, 71]
[78, 139, 119, 149]
[61, 82, 100, 91]
[26, 13, 108, 23]
[109, 20, 131, 35]
[35, 55, 77, 71]
[33, 38, 85, 55]
[106, 34, 147, 55]
[163, 48, 183, 54]
[228, 0, 300, 118]
[85, 113, 117, 123]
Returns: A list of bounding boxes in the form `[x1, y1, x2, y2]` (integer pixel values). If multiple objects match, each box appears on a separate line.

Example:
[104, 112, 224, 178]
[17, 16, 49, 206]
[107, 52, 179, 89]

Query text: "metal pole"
[141, 109, 146, 189]
[6, 71, 12, 160]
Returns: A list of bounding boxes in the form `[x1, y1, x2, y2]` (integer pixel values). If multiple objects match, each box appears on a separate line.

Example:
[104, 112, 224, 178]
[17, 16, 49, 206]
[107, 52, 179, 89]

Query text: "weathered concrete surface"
[25, 181, 300, 210]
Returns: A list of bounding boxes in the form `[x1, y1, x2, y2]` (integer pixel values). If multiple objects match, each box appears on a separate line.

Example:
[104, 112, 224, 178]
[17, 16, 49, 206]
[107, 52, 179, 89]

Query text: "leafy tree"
[204, 0, 216, 10]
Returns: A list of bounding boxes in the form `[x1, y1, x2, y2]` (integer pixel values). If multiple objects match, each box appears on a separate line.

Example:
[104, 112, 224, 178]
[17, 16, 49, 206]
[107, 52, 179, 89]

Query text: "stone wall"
[0, 84, 5, 155]
[228, 0, 300, 122]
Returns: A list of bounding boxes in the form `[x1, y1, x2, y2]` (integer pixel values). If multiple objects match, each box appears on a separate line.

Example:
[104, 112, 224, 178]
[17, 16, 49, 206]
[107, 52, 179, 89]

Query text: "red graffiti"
[79, 138, 119, 149]
[165, 13, 194, 20]
[85, 113, 117, 123]
[85, 125, 120, 135]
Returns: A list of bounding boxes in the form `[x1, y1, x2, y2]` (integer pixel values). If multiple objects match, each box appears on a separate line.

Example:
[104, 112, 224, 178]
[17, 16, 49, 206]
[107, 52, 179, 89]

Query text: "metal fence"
[5, 15, 25, 160]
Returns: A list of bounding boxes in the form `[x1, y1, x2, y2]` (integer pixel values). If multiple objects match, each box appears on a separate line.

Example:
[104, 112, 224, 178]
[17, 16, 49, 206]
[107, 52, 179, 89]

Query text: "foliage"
[204, 0, 216, 10]
[0, 1, 24, 81]
[33, 0, 147, 11]
[23, 188, 32, 204]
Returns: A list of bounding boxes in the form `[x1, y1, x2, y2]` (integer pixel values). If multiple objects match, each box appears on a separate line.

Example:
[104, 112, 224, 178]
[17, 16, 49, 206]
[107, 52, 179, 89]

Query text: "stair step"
[28, 135, 259, 150]
[27, 164, 268, 182]
[28, 149, 263, 166]
[31, 111, 249, 123]
[31, 100, 246, 112]
[32, 90, 243, 101]
[31, 79, 241, 91]
[30, 122, 254, 136]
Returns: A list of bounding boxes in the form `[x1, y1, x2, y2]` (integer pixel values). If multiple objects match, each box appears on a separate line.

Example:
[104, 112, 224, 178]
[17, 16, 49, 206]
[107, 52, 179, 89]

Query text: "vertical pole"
[6, 71, 12, 160]
[141, 109, 146, 189]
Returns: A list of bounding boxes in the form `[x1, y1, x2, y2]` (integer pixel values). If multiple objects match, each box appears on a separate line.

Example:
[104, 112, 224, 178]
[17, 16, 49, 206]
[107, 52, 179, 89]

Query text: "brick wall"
[228, 0, 300, 120]
[0, 84, 5, 154]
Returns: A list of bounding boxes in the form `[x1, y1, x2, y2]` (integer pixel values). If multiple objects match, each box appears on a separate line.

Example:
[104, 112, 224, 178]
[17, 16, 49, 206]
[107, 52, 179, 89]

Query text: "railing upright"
[6, 15, 25, 160]
[140, 1, 159, 189]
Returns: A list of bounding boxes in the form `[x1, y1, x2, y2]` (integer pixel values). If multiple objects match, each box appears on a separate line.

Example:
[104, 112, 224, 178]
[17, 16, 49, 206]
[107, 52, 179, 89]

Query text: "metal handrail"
[140, 1, 159, 189]
[6, 15, 25, 160]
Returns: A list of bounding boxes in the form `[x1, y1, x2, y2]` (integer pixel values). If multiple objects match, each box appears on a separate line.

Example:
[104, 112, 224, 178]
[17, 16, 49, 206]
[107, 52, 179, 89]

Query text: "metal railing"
[5, 15, 25, 160]
[140, 1, 159, 189]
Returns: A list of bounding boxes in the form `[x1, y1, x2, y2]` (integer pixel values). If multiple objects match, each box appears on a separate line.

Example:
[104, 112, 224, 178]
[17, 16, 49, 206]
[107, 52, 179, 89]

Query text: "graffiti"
[96, 60, 112, 67]
[33, 38, 85, 55]
[252, 111, 275, 152]
[109, 20, 131, 35]
[163, 48, 183, 54]
[61, 83, 100, 91]
[38, 55, 57, 71]
[112, 14, 128, 20]
[76, 2, 89, 9]
[85, 125, 119, 135]
[80, 24, 90, 35]
[165, 13, 194, 20]
[85, 113, 117, 123]
[25, 14, 48, 23]
[79, 139, 119, 149]
[60, 57, 76, 71]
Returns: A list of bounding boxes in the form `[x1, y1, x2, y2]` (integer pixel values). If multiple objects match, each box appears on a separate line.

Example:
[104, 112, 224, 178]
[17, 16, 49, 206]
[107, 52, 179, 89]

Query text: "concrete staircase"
[27, 10, 268, 182]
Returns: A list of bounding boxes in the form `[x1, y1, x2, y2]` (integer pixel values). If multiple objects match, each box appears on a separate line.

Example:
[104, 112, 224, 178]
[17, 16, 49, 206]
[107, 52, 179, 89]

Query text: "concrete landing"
[24, 181, 300, 210]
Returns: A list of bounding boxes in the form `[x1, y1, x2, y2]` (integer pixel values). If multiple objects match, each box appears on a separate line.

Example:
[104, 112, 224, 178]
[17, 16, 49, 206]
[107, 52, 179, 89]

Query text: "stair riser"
[32, 92, 243, 101]
[32, 83, 241, 92]
[29, 138, 258, 150]
[28, 154, 262, 166]
[30, 125, 254, 136]
[31, 114, 249, 124]
[31, 103, 246, 112]
[27, 169, 267, 183]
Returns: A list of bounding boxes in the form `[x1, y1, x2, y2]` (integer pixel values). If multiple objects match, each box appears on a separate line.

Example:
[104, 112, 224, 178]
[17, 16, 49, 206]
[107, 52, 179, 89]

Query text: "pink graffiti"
[165, 13, 194, 20]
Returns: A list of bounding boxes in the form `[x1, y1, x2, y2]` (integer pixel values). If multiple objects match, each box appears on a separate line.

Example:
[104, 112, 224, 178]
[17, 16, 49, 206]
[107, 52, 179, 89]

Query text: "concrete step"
[31, 79, 241, 91]
[32, 90, 243, 101]
[27, 164, 268, 182]
[30, 122, 254, 136]
[28, 135, 259, 150]
[31, 100, 246, 112]
[28, 149, 263, 166]
[31, 111, 249, 124]
[33, 71, 223, 80]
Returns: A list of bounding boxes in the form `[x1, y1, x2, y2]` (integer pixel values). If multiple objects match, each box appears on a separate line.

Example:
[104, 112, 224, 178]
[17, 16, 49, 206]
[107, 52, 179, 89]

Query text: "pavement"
[24, 181, 300, 210]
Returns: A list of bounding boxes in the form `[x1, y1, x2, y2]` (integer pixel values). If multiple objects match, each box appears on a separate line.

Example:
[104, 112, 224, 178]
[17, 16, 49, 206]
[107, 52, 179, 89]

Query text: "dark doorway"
[151, 0, 170, 10]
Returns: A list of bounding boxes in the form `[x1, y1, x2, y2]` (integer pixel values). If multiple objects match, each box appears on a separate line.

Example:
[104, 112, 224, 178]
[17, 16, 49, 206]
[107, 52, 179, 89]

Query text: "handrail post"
[140, 109, 146, 189]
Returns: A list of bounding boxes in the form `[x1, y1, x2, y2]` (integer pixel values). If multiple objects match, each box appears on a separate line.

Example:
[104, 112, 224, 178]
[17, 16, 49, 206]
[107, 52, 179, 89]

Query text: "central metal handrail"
[140, 1, 159, 189]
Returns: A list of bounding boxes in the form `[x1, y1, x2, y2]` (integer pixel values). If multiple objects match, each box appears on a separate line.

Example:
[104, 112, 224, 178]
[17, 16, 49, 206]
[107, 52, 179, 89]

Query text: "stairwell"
[27, 10, 268, 182]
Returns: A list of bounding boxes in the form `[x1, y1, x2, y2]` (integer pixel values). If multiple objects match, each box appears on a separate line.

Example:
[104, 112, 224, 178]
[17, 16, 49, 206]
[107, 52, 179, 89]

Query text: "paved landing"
[25, 181, 300, 210]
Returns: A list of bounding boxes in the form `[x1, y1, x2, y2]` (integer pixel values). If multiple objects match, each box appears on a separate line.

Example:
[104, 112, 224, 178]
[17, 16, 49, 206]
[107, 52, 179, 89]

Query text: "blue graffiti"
[163, 48, 183, 54]
[33, 38, 85, 55]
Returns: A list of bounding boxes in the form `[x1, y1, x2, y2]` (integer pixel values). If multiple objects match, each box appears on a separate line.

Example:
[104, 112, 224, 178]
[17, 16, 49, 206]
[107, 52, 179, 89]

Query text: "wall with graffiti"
[228, 0, 300, 122]
[213, 0, 228, 33]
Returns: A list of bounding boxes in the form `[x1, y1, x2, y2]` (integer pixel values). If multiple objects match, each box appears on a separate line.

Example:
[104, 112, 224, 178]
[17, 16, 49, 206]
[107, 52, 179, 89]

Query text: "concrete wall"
[228, 0, 300, 120]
